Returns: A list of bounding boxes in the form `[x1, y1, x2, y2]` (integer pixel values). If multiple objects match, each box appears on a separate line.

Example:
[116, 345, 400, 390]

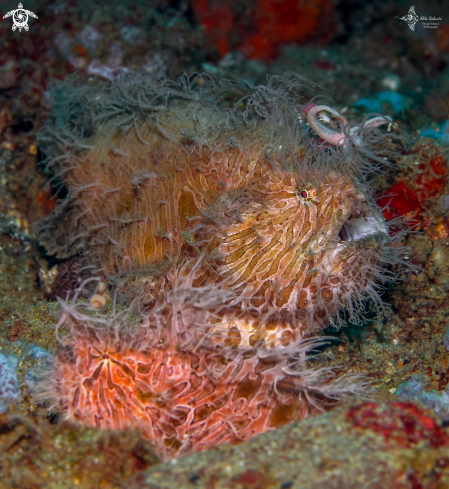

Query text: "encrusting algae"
[31, 71, 411, 458]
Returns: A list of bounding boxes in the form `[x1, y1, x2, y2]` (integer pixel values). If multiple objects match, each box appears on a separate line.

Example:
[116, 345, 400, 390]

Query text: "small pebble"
[382, 74, 401, 91]
[396, 375, 423, 399]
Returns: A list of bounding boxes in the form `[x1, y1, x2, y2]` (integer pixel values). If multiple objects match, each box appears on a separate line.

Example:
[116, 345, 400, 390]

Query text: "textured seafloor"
[127, 402, 449, 489]
[2, 0, 449, 487]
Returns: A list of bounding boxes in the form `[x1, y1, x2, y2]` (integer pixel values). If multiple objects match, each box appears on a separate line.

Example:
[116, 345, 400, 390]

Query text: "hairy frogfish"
[36, 72, 405, 347]
[32, 71, 408, 459]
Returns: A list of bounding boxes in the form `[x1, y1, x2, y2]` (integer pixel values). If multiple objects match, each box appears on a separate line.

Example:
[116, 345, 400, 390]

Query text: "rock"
[406, 234, 432, 265]
[126, 401, 449, 489]
[0, 412, 160, 489]
[0, 352, 20, 413]
[396, 374, 424, 399]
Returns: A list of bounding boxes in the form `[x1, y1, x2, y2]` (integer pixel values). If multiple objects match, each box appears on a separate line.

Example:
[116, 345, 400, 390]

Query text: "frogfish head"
[35, 71, 407, 350]
[194, 165, 391, 349]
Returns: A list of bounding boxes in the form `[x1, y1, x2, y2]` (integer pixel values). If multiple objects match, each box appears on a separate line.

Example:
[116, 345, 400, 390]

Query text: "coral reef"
[32, 277, 367, 460]
[36, 71, 406, 348]
[2, 0, 449, 485]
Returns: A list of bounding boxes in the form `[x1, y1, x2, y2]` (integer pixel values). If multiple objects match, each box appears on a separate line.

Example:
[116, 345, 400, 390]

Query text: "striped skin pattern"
[36, 291, 359, 460]
[36, 72, 399, 348]
[38, 121, 389, 348]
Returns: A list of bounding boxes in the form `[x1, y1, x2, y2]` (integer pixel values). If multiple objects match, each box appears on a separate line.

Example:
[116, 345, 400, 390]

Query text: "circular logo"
[13, 9, 28, 29]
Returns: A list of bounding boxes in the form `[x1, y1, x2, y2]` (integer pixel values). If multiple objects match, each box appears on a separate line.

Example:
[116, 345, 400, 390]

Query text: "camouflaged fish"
[36, 71, 406, 349]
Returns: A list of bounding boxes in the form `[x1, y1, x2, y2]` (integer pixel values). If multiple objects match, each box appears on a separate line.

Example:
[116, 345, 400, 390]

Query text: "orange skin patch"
[53, 323, 315, 460]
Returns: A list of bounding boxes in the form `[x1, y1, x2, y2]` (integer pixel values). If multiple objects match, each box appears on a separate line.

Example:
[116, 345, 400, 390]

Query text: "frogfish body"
[37, 72, 403, 349]
[32, 284, 367, 460]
